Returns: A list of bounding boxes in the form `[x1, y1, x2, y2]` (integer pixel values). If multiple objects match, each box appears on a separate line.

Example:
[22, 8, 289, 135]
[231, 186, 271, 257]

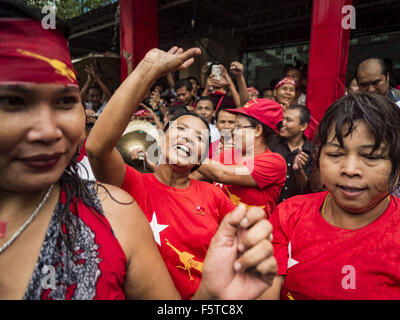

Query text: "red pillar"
[305, 0, 352, 140]
[119, 0, 158, 82]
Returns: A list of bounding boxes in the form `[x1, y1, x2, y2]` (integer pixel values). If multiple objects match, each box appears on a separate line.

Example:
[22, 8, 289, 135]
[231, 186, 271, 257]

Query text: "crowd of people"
[1, 0, 400, 300]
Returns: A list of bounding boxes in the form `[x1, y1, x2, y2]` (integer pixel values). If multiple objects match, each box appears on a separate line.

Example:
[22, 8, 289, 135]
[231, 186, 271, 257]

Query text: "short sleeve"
[121, 164, 145, 204]
[244, 152, 287, 189]
[270, 204, 290, 276]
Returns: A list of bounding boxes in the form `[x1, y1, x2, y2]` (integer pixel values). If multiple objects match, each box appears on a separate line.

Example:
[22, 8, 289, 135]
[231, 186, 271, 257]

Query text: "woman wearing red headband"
[0, 1, 276, 300]
[274, 77, 296, 111]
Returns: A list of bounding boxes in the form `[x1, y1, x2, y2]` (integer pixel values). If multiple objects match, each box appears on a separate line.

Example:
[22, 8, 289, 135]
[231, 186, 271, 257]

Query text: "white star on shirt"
[287, 241, 299, 269]
[149, 212, 169, 246]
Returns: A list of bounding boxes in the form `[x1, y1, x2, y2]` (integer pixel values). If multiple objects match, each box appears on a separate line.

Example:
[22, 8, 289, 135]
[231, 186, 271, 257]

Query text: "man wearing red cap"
[191, 99, 287, 218]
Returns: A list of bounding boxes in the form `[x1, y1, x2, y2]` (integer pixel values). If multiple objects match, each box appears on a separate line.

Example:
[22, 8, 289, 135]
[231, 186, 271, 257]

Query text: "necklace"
[321, 193, 330, 218]
[0, 184, 54, 255]
[321, 193, 391, 218]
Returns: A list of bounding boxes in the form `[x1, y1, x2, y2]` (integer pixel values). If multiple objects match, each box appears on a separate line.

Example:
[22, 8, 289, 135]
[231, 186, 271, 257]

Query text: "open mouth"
[173, 144, 191, 157]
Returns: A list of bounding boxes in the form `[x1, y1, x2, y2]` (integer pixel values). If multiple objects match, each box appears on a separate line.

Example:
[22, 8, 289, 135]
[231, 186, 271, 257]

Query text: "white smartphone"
[211, 64, 221, 80]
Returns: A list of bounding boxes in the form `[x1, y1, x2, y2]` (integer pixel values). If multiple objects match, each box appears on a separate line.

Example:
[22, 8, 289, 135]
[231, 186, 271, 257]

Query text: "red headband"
[275, 77, 296, 90]
[0, 19, 78, 87]
[247, 87, 259, 96]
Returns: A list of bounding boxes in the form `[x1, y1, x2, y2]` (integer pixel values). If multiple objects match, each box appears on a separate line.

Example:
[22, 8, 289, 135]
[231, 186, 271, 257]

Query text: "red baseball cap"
[226, 98, 283, 134]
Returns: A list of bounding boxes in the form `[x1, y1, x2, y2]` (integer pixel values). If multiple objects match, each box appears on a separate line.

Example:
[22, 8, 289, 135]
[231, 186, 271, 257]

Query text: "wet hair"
[0, 0, 115, 253]
[163, 110, 211, 172]
[314, 92, 400, 192]
[356, 57, 388, 81]
[174, 79, 193, 92]
[286, 104, 311, 125]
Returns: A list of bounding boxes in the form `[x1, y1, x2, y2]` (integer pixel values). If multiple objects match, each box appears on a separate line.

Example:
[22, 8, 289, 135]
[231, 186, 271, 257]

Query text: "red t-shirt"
[213, 148, 286, 218]
[121, 164, 235, 299]
[271, 191, 400, 300]
[209, 139, 221, 159]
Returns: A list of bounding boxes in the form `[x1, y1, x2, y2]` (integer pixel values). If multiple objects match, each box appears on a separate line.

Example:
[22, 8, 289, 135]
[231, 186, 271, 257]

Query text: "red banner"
[119, 0, 158, 82]
[305, 0, 353, 140]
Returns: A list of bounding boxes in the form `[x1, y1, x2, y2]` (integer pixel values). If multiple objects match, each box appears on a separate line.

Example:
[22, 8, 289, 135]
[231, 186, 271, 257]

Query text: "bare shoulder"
[94, 182, 152, 259]
[95, 182, 135, 213]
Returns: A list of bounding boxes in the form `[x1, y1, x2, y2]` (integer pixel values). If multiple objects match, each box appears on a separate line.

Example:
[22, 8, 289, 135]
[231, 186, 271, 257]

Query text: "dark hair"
[356, 57, 388, 81]
[88, 84, 102, 93]
[314, 92, 400, 192]
[152, 81, 165, 93]
[285, 65, 304, 77]
[187, 76, 199, 86]
[287, 104, 311, 125]
[167, 104, 189, 118]
[383, 58, 393, 67]
[215, 105, 237, 122]
[0, 0, 104, 253]
[197, 96, 215, 109]
[242, 114, 278, 147]
[261, 87, 273, 95]
[163, 111, 211, 172]
[270, 79, 279, 89]
[174, 79, 193, 92]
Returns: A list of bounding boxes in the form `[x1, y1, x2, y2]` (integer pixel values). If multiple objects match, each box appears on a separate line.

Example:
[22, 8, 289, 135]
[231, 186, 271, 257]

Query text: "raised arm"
[220, 65, 241, 108]
[80, 66, 92, 102]
[93, 73, 112, 101]
[86, 47, 201, 187]
[230, 61, 249, 106]
[166, 72, 175, 89]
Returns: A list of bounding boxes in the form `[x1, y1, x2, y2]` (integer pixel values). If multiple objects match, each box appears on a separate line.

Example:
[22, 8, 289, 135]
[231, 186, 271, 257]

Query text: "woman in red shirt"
[261, 93, 400, 300]
[85, 44, 277, 298]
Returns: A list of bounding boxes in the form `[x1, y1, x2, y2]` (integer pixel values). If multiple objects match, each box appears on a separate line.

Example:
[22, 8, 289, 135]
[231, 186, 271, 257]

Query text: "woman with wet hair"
[260, 92, 400, 300]
[0, 0, 276, 300]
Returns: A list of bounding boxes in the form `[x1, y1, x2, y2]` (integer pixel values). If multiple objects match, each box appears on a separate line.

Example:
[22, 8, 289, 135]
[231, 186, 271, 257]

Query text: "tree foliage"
[22, 0, 115, 20]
